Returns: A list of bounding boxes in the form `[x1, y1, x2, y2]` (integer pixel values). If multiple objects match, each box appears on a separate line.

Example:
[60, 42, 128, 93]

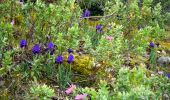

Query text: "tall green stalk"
[150, 48, 157, 69]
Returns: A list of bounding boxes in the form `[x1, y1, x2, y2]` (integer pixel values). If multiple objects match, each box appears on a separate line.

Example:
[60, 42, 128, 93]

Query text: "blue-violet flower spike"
[67, 54, 74, 64]
[149, 42, 154, 48]
[99, 28, 102, 33]
[55, 54, 63, 64]
[81, 12, 85, 17]
[166, 73, 170, 79]
[67, 48, 73, 54]
[32, 44, 40, 54]
[20, 39, 27, 48]
[48, 42, 54, 50]
[96, 24, 101, 30]
[85, 9, 90, 17]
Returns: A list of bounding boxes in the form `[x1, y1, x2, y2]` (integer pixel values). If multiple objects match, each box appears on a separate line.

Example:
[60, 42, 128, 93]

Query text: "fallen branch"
[80, 12, 116, 20]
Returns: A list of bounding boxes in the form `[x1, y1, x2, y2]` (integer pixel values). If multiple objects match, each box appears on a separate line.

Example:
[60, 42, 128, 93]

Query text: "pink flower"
[75, 93, 87, 100]
[158, 71, 164, 75]
[65, 84, 76, 94]
[106, 36, 113, 41]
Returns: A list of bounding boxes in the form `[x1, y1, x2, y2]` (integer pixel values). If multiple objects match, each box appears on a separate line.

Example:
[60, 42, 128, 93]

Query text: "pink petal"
[65, 84, 75, 94]
[158, 71, 164, 75]
[75, 94, 87, 100]
[106, 36, 113, 41]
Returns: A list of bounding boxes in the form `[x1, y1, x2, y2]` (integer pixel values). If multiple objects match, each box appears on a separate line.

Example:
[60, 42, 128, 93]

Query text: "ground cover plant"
[0, 0, 170, 99]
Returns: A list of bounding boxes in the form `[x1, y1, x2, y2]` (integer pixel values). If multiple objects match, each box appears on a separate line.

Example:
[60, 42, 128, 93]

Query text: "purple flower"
[67, 48, 73, 54]
[67, 54, 74, 64]
[99, 28, 102, 33]
[149, 42, 154, 48]
[166, 73, 170, 79]
[81, 9, 90, 17]
[32, 44, 40, 54]
[45, 42, 55, 55]
[96, 24, 101, 30]
[20, 39, 27, 48]
[81, 12, 85, 17]
[55, 54, 63, 64]
[47, 42, 54, 50]
[84, 9, 90, 17]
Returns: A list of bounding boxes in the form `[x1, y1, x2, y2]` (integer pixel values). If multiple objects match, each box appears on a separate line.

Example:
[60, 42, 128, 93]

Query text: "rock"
[162, 93, 169, 100]
[162, 50, 167, 55]
[93, 62, 101, 68]
[166, 49, 170, 54]
[157, 51, 161, 54]
[144, 53, 150, 59]
[157, 56, 170, 67]
[0, 77, 4, 87]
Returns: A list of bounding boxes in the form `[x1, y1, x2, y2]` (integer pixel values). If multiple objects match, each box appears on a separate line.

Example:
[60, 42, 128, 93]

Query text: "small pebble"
[162, 50, 166, 55]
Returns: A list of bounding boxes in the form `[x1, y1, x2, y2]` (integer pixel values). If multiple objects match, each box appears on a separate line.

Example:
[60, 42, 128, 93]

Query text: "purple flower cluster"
[19, 39, 74, 64]
[47, 42, 55, 55]
[96, 24, 102, 33]
[19, 39, 55, 54]
[149, 42, 154, 48]
[55, 53, 74, 64]
[55, 54, 63, 64]
[81, 9, 90, 17]
[67, 48, 73, 54]
[32, 44, 41, 54]
[166, 73, 170, 79]
[67, 54, 74, 64]
[96, 24, 101, 30]
[47, 42, 54, 50]
[32, 41, 55, 54]
[20, 39, 27, 48]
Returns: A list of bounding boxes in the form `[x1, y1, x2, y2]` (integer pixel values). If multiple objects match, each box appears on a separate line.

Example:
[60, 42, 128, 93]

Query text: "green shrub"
[25, 83, 55, 100]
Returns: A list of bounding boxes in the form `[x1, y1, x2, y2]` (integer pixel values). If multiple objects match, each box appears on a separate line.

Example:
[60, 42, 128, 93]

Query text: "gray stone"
[162, 50, 166, 55]
[162, 93, 169, 100]
[157, 56, 170, 66]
